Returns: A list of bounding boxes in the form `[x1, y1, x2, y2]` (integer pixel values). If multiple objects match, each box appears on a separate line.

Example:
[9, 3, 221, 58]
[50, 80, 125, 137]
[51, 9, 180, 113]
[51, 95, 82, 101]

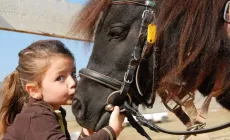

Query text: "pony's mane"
[156, 0, 227, 93]
[70, 0, 111, 41]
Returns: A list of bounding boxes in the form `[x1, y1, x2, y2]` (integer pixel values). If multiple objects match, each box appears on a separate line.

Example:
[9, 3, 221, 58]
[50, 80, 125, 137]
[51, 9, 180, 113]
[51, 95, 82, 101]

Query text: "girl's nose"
[68, 76, 77, 89]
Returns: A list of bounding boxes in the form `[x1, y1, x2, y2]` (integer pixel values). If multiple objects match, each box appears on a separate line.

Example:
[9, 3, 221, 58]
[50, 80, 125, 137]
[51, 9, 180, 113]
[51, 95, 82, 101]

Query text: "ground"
[67, 108, 230, 140]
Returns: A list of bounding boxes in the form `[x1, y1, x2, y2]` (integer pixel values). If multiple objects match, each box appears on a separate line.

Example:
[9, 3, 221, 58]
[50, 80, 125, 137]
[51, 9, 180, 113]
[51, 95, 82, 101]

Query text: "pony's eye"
[108, 26, 128, 39]
[109, 27, 123, 36]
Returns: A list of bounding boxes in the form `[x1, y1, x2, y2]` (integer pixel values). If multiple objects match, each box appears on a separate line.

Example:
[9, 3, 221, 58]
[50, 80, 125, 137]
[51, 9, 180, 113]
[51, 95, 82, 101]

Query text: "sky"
[0, 0, 90, 81]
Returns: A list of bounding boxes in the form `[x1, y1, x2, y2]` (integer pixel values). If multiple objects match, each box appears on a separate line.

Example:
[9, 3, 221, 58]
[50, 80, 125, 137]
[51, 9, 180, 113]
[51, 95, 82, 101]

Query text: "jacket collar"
[26, 97, 54, 112]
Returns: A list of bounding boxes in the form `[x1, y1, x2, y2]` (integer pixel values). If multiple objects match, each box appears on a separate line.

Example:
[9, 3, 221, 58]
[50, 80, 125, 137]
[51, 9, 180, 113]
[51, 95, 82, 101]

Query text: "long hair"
[0, 40, 74, 138]
[70, 0, 110, 41]
[156, 0, 227, 93]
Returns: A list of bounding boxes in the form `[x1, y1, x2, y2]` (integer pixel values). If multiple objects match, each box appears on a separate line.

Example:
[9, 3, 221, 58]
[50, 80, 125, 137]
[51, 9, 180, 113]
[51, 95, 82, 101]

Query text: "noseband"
[79, 0, 230, 139]
[79, 68, 133, 112]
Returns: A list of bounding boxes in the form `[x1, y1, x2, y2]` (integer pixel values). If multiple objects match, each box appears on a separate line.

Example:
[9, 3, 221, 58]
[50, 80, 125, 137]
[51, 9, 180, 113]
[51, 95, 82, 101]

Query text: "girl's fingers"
[113, 106, 120, 114]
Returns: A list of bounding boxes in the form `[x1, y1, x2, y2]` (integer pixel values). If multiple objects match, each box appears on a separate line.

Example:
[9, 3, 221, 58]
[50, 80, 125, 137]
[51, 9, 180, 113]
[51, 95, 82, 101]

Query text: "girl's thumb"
[112, 106, 120, 115]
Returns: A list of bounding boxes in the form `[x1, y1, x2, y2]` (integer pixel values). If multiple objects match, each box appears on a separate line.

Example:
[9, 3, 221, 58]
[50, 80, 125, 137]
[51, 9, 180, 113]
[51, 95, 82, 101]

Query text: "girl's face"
[40, 56, 77, 110]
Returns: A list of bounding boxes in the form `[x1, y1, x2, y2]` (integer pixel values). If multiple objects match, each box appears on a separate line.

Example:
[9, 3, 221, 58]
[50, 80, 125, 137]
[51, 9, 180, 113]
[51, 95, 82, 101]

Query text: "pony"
[71, 0, 230, 138]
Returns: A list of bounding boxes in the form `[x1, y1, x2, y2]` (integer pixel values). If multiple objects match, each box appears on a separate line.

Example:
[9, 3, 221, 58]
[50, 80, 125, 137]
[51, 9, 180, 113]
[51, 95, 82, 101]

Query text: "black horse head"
[72, 0, 157, 131]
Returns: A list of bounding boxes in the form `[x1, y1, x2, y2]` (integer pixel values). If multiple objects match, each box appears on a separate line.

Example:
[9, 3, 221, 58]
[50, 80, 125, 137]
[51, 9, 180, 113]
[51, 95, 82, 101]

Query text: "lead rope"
[125, 109, 152, 140]
[123, 100, 230, 136]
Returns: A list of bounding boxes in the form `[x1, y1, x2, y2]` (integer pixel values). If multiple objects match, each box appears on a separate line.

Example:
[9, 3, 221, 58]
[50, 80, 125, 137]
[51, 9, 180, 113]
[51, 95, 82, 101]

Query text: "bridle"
[79, 0, 230, 140]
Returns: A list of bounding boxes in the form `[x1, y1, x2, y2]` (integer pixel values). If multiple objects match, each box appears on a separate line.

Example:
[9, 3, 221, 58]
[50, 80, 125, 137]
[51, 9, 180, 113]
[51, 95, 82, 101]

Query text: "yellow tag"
[147, 24, 157, 44]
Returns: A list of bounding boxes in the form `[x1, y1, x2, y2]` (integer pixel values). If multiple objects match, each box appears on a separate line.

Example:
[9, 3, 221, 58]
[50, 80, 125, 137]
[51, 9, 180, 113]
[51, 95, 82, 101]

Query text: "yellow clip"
[147, 24, 157, 44]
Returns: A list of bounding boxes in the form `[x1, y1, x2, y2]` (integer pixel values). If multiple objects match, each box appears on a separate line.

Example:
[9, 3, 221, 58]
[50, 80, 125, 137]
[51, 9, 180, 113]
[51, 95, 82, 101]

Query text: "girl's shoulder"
[3, 99, 66, 140]
[22, 102, 55, 117]
[3, 100, 58, 140]
[12, 99, 57, 129]
[23, 97, 55, 115]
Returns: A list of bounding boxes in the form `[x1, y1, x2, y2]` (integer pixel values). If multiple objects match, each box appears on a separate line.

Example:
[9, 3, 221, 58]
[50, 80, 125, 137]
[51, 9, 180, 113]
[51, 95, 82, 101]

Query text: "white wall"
[0, 0, 85, 41]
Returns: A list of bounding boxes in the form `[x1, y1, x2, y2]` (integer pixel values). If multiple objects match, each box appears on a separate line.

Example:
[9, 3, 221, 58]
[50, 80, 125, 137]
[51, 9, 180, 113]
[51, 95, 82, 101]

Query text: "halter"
[79, 0, 230, 139]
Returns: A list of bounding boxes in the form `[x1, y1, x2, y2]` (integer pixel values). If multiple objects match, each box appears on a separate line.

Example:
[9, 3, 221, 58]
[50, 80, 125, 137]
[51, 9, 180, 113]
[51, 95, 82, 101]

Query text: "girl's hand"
[109, 106, 125, 137]
[82, 128, 94, 136]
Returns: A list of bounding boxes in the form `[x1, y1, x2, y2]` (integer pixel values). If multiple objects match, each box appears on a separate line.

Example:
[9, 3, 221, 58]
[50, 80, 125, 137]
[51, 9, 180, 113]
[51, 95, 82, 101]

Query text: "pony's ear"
[25, 83, 42, 100]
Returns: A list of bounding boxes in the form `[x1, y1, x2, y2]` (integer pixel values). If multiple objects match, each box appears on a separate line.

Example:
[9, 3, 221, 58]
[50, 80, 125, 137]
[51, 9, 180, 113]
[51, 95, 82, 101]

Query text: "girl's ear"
[227, 24, 230, 39]
[25, 83, 42, 99]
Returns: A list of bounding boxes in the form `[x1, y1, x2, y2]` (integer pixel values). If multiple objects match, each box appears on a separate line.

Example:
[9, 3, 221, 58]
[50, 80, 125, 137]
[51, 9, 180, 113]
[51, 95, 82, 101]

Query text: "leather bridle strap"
[112, 0, 156, 7]
[79, 68, 122, 91]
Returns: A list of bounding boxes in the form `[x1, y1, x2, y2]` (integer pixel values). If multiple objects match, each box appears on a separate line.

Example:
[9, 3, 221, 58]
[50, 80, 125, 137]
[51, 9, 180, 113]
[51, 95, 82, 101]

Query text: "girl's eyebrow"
[55, 68, 67, 73]
[56, 62, 76, 70]
[55, 66, 76, 74]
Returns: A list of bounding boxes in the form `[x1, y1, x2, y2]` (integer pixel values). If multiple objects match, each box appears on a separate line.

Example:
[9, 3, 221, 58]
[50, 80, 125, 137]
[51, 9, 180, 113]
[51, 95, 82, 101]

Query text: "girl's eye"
[71, 71, 76, 78]
[56, 76, 64, 81]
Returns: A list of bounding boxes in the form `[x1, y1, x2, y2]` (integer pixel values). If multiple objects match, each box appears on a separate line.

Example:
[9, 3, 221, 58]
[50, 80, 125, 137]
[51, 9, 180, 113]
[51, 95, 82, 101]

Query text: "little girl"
[0, 40, 124, 140]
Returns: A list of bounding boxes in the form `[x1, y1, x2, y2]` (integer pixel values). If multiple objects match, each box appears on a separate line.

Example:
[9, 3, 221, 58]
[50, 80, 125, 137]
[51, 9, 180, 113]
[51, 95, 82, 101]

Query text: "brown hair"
[70, 0, 110, 41]
[156, 0, 227, 93]
[0, 40, 74, 137]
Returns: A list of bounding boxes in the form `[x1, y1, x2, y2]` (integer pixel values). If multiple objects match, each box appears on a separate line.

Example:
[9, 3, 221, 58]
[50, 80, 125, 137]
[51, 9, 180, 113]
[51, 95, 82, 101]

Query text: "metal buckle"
[181, 92, 194, 105]
[163, 90, 181, 111]
[105, 90, 132, 112]
[165, 99, 180, 111]
[187, 123, 205, 131]
[163, 90, 194, 112]
[124, 72, 133, 84]
[142, 9, 154, 22]
[145, 0, 156, 7]
[180, 124, 205, 140]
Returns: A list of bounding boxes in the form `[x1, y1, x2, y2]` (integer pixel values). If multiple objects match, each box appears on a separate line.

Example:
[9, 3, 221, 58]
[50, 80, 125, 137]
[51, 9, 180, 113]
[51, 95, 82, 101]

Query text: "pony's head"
[71, 0, 157, 131]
